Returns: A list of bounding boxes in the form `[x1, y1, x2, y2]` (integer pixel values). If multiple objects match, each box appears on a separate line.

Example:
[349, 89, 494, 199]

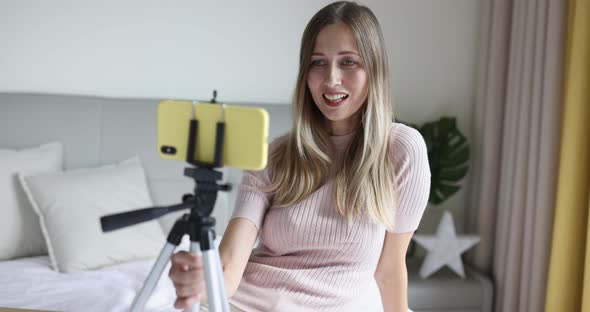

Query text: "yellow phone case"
[157, 100, 269, 170]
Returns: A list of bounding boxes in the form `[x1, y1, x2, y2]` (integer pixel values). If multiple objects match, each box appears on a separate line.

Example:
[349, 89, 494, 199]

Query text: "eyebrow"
[311, 51, 360, 56]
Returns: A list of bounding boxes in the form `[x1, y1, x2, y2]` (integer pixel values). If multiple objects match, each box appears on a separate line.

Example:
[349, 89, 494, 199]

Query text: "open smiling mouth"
[323, 94, 349, 107]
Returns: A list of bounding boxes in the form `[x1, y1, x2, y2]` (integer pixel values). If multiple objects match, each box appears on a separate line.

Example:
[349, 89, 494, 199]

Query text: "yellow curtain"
[545, 0, 590, 311]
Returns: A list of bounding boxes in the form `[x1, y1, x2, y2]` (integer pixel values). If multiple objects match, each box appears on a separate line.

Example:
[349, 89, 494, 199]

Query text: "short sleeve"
[230, 168, 273, 231]
[389, 124, 431, 233]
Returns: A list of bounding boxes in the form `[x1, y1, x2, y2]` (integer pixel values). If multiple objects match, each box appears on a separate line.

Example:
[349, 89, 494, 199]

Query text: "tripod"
[100, 95, 231, 312]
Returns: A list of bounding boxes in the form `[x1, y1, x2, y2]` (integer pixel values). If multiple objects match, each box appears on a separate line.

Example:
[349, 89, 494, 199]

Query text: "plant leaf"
[439, 166, 469, 181]
[417, 117, 470, 205]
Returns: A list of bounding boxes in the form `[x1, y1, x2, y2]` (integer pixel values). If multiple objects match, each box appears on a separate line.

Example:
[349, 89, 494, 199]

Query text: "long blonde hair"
[266, 1, 397, 229]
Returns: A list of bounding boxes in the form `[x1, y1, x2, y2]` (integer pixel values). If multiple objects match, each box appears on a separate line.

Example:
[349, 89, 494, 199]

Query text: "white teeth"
[324, 94, 348, 101]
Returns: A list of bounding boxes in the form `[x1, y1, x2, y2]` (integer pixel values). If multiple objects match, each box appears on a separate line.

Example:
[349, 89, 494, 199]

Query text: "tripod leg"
[184, 242, 202, 312]
[131, 242, 177, 312]
[185, 241, 230, 312]
[215, 252, 229, 306]
[202, 248, 223, 312]
[199, 230, 230, 312]
[213, 245, 231, 312]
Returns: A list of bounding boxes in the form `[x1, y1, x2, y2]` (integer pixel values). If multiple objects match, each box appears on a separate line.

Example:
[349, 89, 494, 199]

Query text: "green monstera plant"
[419, 117, 470, 205]
[398, 117, 470, 258]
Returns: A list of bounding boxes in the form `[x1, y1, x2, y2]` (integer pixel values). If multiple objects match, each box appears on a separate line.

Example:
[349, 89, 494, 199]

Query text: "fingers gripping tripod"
[100, 96, 231, 312]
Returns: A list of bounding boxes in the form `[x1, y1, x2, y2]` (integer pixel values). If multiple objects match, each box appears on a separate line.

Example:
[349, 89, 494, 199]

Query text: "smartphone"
[157, 100, 269, 170]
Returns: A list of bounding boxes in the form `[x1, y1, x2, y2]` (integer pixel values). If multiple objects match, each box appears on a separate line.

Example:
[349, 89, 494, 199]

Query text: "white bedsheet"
[0, 255, 178, 312]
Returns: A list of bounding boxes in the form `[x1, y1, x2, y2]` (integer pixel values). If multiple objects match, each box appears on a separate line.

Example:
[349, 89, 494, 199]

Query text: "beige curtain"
[466, 1, 567, 311]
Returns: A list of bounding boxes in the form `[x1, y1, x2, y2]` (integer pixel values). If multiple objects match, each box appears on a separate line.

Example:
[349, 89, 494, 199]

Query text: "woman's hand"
[167, 218, 259, 309]
[169, 251, 205, 309]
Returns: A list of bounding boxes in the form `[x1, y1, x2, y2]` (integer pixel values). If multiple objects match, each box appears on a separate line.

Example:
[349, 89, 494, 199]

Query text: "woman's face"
[306, 22, 368, 134]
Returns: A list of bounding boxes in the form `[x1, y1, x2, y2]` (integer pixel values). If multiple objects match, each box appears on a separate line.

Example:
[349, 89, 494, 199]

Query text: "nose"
[325, 63, 342, 87]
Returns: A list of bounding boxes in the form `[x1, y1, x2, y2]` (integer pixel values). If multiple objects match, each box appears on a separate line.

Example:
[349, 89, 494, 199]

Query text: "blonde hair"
[265, 1, 397, 229]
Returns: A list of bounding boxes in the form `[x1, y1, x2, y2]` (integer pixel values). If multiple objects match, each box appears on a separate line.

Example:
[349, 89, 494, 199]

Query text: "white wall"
[0, 0, 480, 232]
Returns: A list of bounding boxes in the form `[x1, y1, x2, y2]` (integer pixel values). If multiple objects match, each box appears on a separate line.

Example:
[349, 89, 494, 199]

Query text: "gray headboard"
[0, 93, 292, 233]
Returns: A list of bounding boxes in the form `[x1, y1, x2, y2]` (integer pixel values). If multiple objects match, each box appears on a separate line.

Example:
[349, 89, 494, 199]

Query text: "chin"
[320, 111, 349, 122]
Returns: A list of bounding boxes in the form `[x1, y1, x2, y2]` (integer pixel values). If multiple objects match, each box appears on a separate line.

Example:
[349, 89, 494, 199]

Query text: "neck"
[325, 111, 362, 136]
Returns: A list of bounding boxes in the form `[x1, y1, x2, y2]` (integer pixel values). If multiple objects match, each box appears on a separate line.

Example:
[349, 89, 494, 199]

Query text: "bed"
[0, 255, 177, 312]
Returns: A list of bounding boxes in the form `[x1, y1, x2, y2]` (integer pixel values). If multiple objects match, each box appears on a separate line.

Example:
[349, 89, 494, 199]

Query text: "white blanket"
[0, 255, 178, 312]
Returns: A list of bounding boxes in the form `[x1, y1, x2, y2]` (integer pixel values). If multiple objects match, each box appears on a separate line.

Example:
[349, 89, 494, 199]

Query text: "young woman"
[169, 2, 430, 311]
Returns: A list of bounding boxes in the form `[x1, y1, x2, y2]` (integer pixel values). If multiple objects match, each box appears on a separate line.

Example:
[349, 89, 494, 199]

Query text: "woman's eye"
[342, 59, 357, 66]
[310, 59, 325, 66]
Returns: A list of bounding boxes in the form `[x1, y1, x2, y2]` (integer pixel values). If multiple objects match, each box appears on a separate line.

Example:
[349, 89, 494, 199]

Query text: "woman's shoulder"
[389, 122, 428, 164]
[390, 122, 424, 142]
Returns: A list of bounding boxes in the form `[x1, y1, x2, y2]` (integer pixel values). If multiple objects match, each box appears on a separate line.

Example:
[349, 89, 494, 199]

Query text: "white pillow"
[19, 157, 165, 273]
[0, 142, 63, 260]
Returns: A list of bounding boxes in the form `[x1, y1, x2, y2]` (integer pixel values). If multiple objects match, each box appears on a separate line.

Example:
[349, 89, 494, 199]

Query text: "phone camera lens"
[161, 146, 177, 155]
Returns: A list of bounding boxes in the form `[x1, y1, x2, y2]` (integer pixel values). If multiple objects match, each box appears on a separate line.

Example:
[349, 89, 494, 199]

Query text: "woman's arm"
[374, 231, 415, 312]
[218, 217, 259, 297]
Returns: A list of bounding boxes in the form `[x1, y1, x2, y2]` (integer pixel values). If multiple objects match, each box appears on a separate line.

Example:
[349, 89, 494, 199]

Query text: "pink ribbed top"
[228, 123, 431, 312]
